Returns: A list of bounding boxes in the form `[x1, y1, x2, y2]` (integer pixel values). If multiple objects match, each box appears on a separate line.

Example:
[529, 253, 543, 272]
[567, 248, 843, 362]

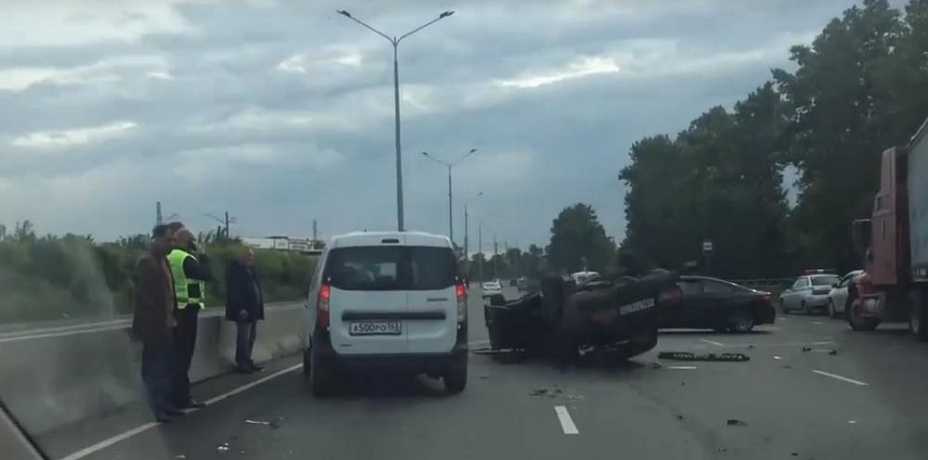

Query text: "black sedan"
[659, 275, 776, 332]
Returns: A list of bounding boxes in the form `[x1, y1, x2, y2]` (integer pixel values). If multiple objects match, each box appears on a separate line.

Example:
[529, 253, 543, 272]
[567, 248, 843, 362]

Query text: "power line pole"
[156, 201, 163, 225]
[312, 219, 318, 244]
[478, 220, 483, 282]
[493, 234, 498, 279]
[463, 204, 469, 259]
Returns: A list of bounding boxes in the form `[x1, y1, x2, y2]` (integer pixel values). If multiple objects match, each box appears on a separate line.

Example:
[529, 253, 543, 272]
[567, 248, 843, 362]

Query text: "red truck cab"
[851, 118, 928, 339]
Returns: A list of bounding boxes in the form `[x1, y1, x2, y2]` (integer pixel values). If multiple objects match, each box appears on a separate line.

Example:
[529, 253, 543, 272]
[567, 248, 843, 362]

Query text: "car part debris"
[829, 349, 838, 355]
[656, 352, 750, 362]
[726, 419, 747, 426]
[802, 347, 812, 352]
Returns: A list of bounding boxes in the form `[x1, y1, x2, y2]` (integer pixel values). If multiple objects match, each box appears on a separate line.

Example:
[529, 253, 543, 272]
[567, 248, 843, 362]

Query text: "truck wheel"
[909, 289, 928, 342]
[847, 299, 879, 332]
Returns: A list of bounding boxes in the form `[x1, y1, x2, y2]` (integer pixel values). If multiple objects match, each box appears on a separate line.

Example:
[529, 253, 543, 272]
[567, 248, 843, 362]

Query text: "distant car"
[569, 271, 600, 285]
[660, 275, 776, 332]
[779, 273, 842, 315]
[826, 270, 864, 318]
[482, 280, 503, 298]
[302, 231, 468, 396]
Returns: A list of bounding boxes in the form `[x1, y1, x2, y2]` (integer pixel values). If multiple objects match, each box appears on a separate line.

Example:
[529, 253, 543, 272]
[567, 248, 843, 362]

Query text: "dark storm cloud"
[0, 0, 863, 242]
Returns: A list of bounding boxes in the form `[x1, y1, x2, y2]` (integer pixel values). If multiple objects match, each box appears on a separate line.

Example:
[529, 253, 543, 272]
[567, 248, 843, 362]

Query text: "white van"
[302, 231, 468, 396]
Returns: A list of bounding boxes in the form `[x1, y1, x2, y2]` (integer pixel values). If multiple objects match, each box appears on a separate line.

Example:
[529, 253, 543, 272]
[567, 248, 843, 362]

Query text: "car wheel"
[444, 356, 468, 394]
[780, 299, 788, 314]
[309, 347, 334, 397]
[728, 310, 755, 333]
[801, 300, 810, 315]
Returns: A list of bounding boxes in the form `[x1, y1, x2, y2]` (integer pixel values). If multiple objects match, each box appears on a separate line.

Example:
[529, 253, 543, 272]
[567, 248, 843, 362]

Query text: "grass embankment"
[0, 235, 316, 324]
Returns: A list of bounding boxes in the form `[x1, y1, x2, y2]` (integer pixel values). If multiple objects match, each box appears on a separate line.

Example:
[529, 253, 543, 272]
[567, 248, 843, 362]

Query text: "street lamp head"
[469, 148, 477, 153]
[336, 9, 351, 17]
[420, 151, 429, 156]
[440, 11, 454, 18]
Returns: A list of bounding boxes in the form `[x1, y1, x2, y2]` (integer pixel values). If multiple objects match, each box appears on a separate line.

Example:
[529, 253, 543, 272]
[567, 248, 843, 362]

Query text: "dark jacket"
[131, 255, 177, 346]
[225, 260, 265, 321]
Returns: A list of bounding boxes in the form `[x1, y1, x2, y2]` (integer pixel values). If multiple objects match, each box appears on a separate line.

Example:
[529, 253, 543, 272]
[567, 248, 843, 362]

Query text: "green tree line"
[0, 220, 316, 324]
[619, 0, 928, 279]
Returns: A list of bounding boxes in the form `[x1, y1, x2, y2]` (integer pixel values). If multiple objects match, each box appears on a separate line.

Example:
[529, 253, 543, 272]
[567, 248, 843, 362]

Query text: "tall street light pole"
[421, 148, 477, 243]
[337, 9, 455, 232]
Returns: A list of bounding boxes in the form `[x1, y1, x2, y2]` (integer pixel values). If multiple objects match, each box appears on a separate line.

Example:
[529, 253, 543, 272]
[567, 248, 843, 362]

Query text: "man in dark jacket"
[131, 224, 184, 423]
[225, 247, 265, 374]
[167, 227, 213, 410]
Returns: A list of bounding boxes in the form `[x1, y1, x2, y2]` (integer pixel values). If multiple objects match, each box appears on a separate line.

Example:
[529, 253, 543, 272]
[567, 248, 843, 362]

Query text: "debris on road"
[774, 355, 783, 360]
[657, 352, 750, 362]
[650, 361, 663, 369]
[216, 443, 230, 452]
[802, 347, 812, 352]
[829, 349, 838, 355]
[530, 388, 549, 396]
[782, 365, 792, 369]
[245, 417, 282, 428]
[726, 419, 748, 427]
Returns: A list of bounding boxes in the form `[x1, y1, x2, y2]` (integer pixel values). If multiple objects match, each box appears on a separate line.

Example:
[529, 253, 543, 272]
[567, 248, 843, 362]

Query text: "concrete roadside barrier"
[0, 303, 305, 438]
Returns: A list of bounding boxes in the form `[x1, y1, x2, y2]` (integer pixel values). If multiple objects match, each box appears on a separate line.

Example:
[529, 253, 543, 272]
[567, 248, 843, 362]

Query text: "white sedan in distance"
[482, 280, 503, 298]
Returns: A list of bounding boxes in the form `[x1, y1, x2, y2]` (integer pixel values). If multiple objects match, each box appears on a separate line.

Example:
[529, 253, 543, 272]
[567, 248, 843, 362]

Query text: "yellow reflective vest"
[166, 249, 206, 309]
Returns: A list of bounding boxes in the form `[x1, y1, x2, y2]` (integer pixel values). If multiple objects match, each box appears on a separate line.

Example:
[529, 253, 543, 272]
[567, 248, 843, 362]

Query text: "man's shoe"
[178, 399, 206, 410]
[163, 406, 187, 417]
[236, 364, 255, 374]
[248, 362, 264, 372]
[155, 413, 180, 423]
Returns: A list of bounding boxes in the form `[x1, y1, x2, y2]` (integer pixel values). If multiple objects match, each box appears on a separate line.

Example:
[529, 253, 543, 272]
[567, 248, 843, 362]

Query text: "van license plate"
[349, 321, 402, 335]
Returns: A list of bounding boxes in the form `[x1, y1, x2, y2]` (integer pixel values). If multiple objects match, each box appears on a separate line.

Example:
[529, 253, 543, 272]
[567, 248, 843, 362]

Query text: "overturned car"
[483, 270, 682, 363]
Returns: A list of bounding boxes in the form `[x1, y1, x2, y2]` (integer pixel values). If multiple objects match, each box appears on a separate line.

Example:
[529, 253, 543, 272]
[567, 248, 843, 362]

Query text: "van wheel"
[847, 298, 879, 332]
[444, 356, 468, 394]
[309, 348, 334, 397]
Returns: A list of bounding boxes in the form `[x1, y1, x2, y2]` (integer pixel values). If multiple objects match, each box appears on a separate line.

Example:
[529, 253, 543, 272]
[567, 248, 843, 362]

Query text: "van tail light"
[456, 283, 467, 323]
[317, 284, 331, 328]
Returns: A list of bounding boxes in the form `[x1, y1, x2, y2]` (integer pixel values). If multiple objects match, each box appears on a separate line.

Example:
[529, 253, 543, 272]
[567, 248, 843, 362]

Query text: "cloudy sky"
[0, 0, 873, 248]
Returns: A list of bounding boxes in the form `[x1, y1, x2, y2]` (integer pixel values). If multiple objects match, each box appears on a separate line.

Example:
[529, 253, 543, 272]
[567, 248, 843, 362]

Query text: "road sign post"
[702, 240, 713, 275]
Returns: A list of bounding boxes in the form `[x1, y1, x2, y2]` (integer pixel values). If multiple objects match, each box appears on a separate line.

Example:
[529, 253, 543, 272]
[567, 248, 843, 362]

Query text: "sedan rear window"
[811, 275, 840, 286]
[324, 246, 457, 291]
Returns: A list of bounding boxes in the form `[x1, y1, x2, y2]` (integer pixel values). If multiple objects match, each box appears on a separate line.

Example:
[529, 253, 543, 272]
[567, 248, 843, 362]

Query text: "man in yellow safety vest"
[166, 226, 213, 410]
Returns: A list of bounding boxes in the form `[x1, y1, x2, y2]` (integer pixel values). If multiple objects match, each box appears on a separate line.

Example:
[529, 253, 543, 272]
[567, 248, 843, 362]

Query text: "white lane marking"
[667, 366, 697, 370]
[554, 406, 579, 435]
[812, 321, 824, 325]
[60, 423, 159, 460]
[204, 364, 303, 406]
[811, 341, 834, 345]
[812, 370, 869, 386]
[0, 303, 302, 343]
[60, 364, 303, 460]
[700, 339, 725, 346]
[774, 356, 783, 360]
[0, 324, 130, 344]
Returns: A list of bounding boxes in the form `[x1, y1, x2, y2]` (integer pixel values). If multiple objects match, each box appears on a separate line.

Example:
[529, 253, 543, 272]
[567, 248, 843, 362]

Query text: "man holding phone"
[166, 226, 213, 410]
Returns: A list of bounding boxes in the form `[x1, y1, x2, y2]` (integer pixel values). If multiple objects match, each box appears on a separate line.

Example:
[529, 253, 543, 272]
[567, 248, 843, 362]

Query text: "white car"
[779, 272, 842, 315]
[302, 231, 468, 396]
[481, 280, 503, 298]
[827, 270, 864, 318]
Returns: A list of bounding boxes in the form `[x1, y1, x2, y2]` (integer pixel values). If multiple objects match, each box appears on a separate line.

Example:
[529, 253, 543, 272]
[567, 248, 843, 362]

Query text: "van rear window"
[323, 246, 457, 291]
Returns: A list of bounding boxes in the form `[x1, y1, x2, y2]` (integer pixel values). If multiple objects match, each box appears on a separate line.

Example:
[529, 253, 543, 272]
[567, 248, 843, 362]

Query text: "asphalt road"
[31, 288, 928, 460]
